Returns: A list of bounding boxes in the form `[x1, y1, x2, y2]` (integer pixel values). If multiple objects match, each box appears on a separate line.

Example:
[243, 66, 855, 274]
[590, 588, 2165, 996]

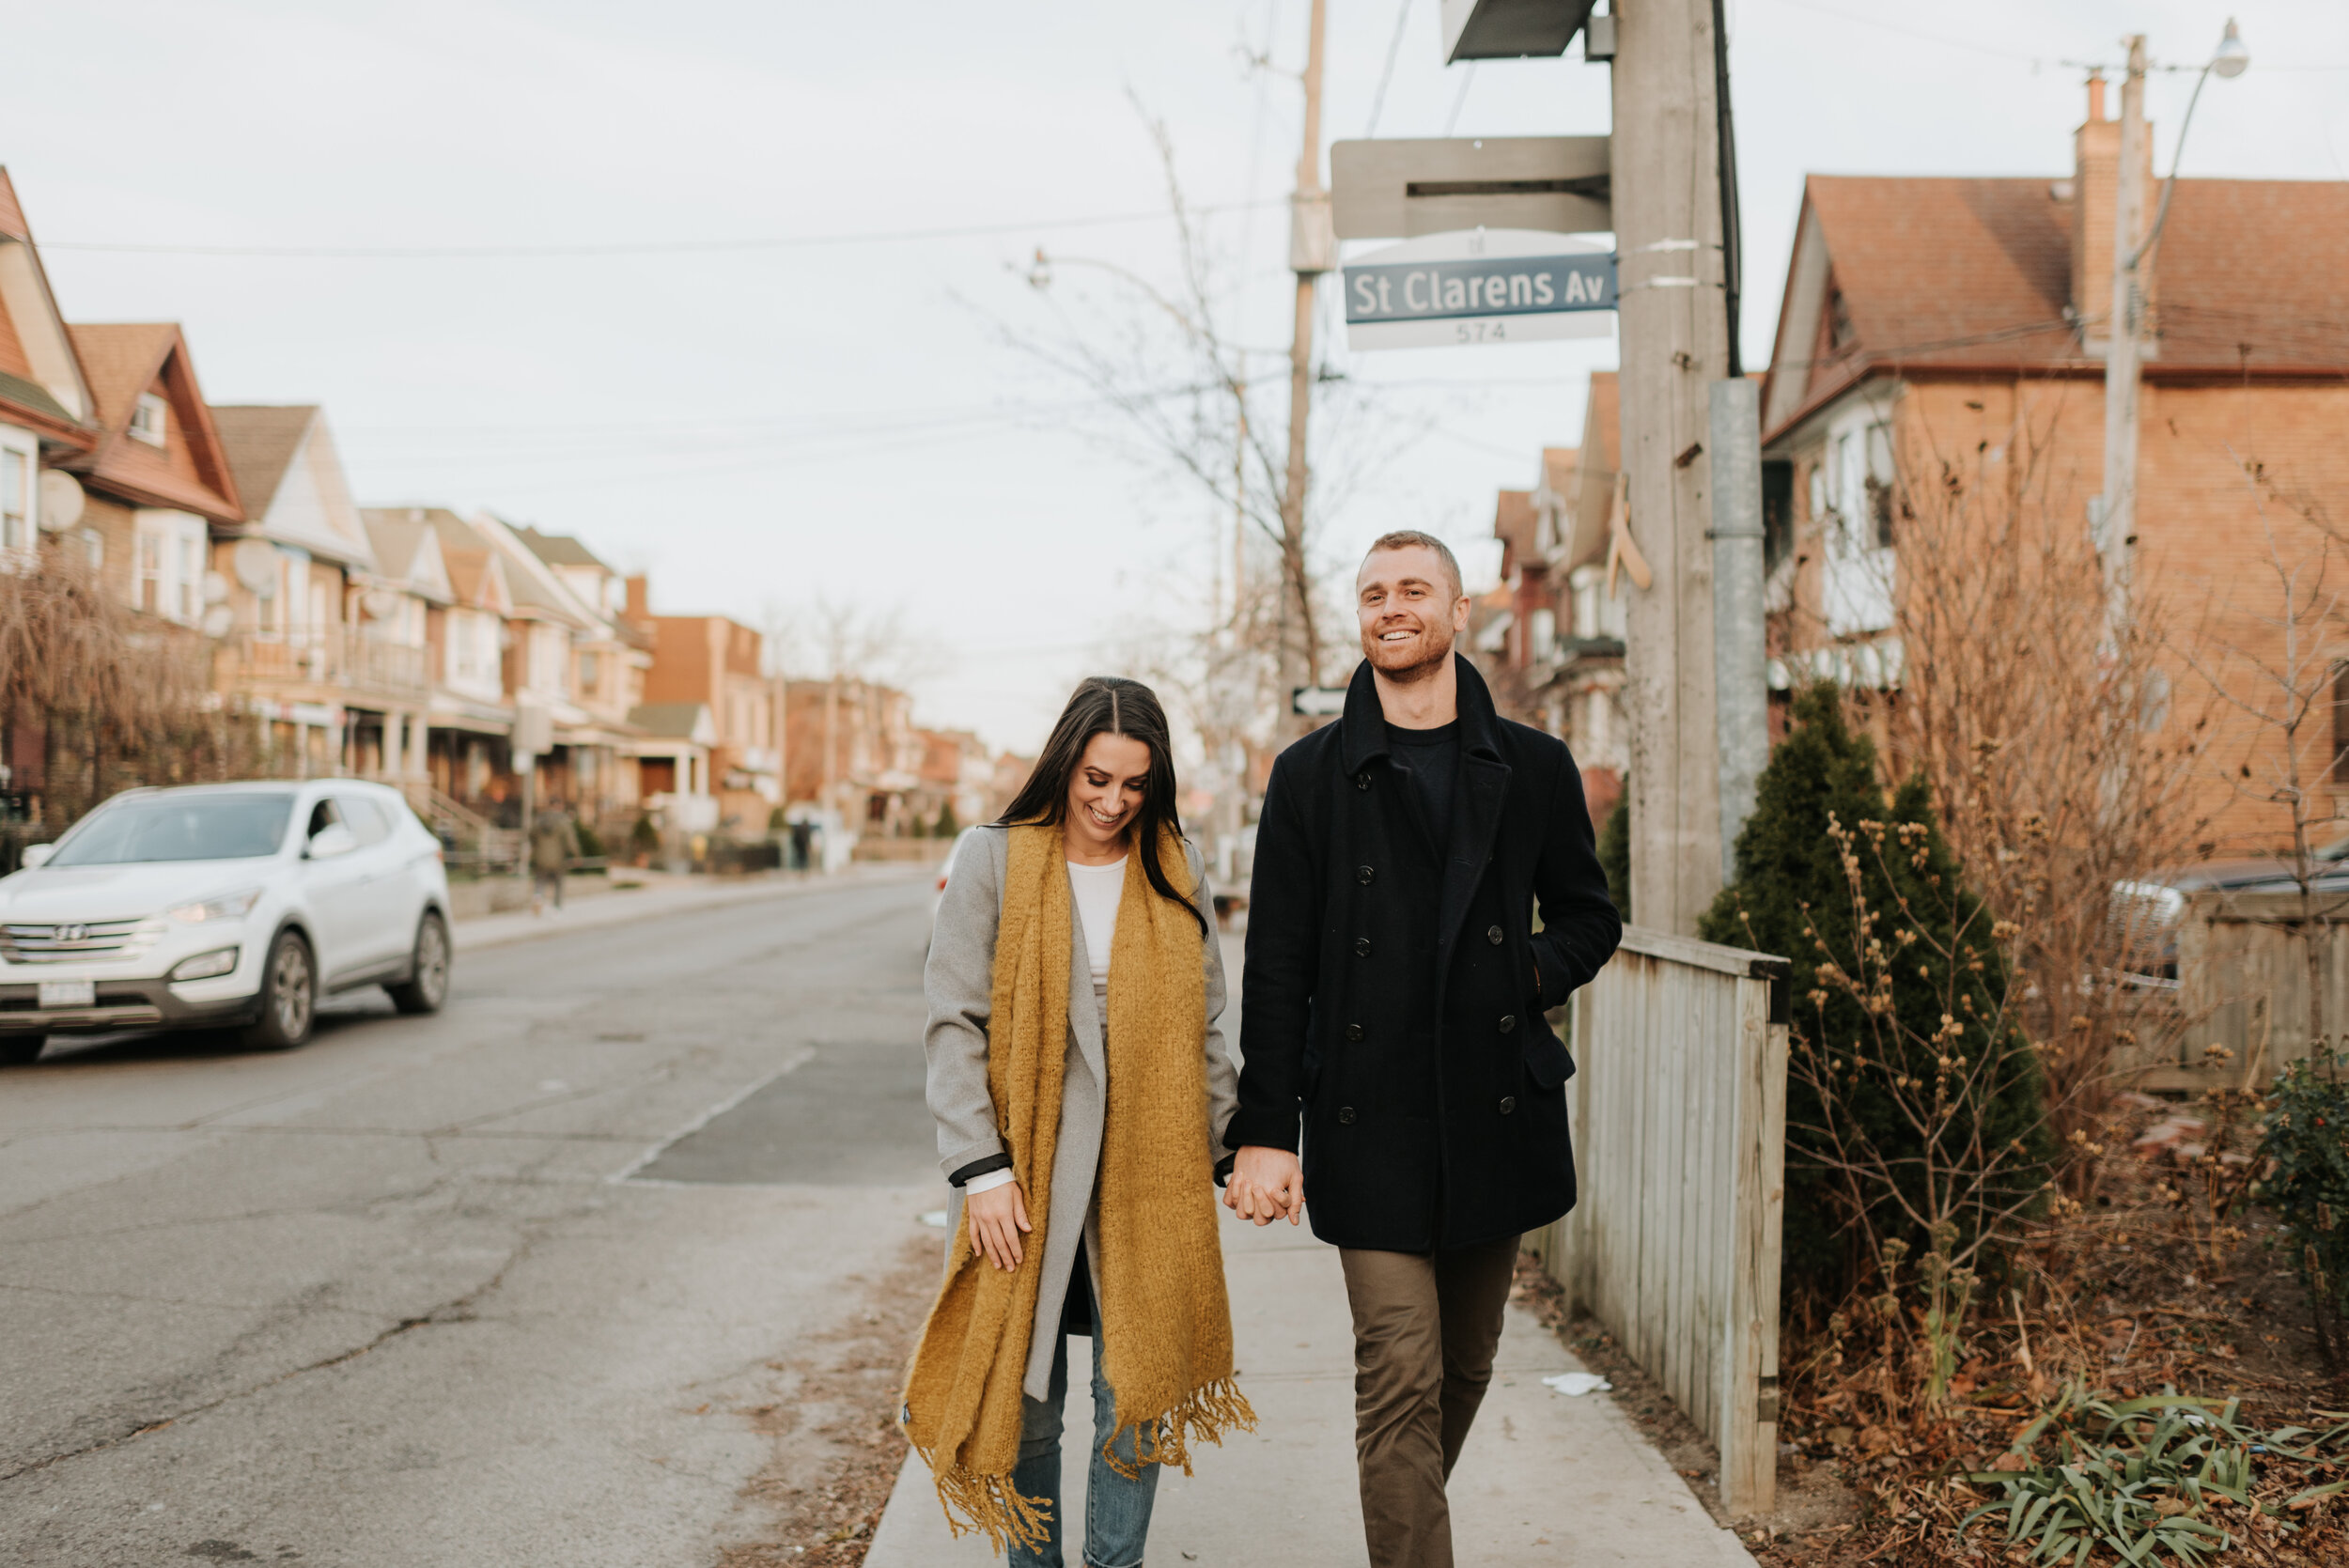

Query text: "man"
[1224, 530, 1621, 1567]
[529, 798, 580, 915]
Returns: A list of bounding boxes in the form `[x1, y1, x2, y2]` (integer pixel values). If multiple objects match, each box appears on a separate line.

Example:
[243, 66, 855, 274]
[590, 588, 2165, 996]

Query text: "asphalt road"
[0, 870, 945, 1567]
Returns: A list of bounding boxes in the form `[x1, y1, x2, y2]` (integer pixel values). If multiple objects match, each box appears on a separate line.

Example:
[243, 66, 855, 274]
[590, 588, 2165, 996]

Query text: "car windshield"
[49, 794, 296, 866]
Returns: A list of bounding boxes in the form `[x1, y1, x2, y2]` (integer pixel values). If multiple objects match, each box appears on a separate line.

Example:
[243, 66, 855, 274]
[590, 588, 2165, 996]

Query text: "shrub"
[2250, 1056, 2349, 1368]
[629, 814, 659, 855]
[1596, 785, 1630, 924]
[1700, 685, 2054, 1338]
[934, 800, 959, 839]
[573, 821, 604, 861]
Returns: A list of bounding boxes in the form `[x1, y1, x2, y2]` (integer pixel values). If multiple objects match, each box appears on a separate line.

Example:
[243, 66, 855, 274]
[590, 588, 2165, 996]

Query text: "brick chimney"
[2071, 70, 2155, 347]
[624, 573, 650, 622]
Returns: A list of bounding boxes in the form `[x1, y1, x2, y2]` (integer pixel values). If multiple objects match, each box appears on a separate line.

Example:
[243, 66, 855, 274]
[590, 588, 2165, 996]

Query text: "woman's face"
[1064, 731, 1154, 859]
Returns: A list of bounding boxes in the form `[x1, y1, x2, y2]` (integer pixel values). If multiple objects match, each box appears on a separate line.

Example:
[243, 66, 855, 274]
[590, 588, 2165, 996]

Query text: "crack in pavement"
[0, 1221, 546, 1488]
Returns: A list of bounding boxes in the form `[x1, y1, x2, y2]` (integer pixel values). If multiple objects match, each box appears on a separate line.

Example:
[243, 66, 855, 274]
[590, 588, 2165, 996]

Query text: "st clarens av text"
[1344, 256, 1614, 323]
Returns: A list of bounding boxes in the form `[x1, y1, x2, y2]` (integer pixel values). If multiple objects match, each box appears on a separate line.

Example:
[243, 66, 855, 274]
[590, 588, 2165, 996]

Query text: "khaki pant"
[1339, 1235, 1519, 1568]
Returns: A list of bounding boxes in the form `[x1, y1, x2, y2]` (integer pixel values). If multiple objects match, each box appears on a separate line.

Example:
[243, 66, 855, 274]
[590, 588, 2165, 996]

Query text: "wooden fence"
[1524, 925, 1790, 1516]
[2170, 890, 2349, 1082]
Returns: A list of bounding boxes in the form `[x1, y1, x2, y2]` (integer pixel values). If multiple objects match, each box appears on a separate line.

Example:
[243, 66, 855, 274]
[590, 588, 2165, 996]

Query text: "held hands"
[966, 1182, 1032, 1270]
[1224, 1145, 1305, 1227]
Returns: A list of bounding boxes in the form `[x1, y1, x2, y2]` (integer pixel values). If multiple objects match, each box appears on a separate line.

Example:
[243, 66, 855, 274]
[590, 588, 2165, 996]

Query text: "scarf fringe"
[912, 1442, 1054, 1554]
[1099, 1375, 1259, 1481]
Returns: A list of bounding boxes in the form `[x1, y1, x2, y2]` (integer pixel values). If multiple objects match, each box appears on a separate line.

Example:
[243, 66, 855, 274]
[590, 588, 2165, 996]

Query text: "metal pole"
[2099, 36, 2148, 644]
[1615, 0, 1734, 936]
[1708, 378, 1766, 888]
[1277, 0, 1329, 736]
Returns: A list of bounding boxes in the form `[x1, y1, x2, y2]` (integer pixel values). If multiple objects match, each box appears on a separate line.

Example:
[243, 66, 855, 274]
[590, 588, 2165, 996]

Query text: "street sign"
[1342, 229, 1615, 351]
[1291, 686, 1349, 718]
[1330, 135, 1610, 240]
[1442, 0, 1599, 63]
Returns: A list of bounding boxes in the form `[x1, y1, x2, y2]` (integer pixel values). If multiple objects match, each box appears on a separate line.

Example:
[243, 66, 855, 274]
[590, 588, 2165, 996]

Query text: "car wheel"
[0, 1034, 45, 1066]
[243, 930, 317, 1052]
[385, 911, 449, 1016]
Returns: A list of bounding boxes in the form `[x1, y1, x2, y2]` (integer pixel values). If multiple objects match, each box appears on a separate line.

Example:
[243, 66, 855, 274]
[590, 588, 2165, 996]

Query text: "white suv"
[0, 780, 453, 1064]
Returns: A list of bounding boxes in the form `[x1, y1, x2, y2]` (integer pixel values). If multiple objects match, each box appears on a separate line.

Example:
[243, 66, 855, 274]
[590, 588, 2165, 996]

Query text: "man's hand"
[966, 1182, 1031, 1270]
[1223, 1145, 1304, 1227]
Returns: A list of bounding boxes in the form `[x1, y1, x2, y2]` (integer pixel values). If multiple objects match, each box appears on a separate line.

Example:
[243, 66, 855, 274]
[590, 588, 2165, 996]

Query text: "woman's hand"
[966, 1182, 1032, 1270]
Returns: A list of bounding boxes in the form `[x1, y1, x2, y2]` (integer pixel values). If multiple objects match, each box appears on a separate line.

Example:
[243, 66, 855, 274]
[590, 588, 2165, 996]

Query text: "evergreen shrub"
[2250, 1057, 2349, 1368]
[1699, 685, 2054, 1310]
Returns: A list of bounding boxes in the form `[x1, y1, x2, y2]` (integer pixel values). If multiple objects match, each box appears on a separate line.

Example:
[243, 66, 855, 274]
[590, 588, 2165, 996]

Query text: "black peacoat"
[1225, 653, 1622, 1252]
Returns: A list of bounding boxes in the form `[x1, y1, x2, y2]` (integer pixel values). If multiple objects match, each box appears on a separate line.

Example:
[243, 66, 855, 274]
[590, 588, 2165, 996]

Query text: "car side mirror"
[18, 843, 54, 869]
[306, 824, 359, 861]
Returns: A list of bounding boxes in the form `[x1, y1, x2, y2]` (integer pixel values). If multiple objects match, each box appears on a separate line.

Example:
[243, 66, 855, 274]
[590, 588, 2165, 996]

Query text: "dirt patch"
[717, 1232, 937, 1568]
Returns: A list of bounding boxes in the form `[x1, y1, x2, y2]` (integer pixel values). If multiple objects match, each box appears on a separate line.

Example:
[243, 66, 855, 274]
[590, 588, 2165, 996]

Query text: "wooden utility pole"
[2099, 35, 2149, 642]
[1277, 0, 1330, 733]
[1614, 0, 1735, 935]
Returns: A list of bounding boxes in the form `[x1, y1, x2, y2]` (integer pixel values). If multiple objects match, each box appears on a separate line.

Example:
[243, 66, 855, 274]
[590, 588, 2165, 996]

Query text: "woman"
[905, 676, 1251, 1566]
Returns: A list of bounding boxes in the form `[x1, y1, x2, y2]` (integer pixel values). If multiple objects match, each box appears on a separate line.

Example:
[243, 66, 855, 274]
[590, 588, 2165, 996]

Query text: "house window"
[1862, 424, 1899, 549]
[77, 528, 102, 569]
[179, 536, 203, 621]
[0, 448, 26, 550]
[1762, 459, 1795, 575]
[2333, 664, 2349, 784]
[138, 534, 163, 613]
[130, 393, 169, 448]
[1824, 424, 1896, 637]
[579, 651, 599, 691]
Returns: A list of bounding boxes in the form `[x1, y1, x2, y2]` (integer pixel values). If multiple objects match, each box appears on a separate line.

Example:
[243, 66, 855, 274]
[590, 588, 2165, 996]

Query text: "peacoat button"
[1354, 937, 1372, 957]
[1486, 924, 1504, 945]
[1498, 1095, 1517, 1116]
[1345, 1023, 1364, 1041]
[1355, 772, 1371, 790]
[1498, 1015, 1517, 1033]
[1337, 1106, 1359, 1125]
[1357, 864, 1375, 884]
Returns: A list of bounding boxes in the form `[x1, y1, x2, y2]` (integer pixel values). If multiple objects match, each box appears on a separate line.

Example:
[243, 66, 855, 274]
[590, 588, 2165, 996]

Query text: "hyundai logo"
[54, 924, 87, 944]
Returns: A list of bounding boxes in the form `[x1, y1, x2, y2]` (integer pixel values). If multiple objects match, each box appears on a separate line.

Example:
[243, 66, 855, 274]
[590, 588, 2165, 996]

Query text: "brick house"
[629, 582, 781, 835]
[0, 170, 98, 562]
[785, 675, 923, 838]
[211, 405, 416, 779]
[514, 525, 652, 837]
[1758, 77, 2349, 850]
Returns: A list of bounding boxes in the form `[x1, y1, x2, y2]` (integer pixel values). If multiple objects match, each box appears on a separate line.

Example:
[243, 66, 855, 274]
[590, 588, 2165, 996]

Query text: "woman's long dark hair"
[996, 675, 1206, 935]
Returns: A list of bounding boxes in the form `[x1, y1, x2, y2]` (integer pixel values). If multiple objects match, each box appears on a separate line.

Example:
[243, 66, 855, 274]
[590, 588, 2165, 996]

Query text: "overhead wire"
[42, 198, 1287, 259]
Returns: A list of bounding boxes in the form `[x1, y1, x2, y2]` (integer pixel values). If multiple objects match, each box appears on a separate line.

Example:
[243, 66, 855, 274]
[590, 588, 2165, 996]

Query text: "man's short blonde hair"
[1361, 530, 1464, 599]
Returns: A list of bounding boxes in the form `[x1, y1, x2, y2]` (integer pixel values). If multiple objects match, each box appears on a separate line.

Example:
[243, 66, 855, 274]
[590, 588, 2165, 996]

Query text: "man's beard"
[1362, 622, 1455, 684]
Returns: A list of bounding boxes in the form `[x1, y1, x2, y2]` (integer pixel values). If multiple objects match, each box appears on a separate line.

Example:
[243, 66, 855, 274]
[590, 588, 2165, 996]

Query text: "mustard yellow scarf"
[902, 823, 1252, 1550]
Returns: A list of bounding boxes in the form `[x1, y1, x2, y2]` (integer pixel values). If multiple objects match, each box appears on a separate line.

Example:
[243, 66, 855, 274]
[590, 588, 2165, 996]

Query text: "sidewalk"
[450, 862, 919, 953]
[865, 1203, 1759, 1567]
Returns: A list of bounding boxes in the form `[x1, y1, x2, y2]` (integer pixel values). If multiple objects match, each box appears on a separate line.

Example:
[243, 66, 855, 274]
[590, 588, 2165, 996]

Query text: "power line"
[40, 198, 1286, 260]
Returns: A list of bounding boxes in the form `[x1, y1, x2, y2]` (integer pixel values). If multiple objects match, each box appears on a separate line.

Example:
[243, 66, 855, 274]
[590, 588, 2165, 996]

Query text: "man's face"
[1357, 546, 1468, 681]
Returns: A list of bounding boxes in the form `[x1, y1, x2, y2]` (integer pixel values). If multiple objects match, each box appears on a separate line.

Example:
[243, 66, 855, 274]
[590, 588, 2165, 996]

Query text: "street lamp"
[2098, 19, 2248, 644]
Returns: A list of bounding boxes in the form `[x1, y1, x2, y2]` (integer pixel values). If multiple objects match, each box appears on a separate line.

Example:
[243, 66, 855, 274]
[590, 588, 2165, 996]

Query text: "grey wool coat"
[922, 824, 1238, 1401]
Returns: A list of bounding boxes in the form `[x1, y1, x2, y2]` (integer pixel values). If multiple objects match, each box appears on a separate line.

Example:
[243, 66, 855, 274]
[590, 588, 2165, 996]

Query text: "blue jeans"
[1007, 1330, 1160, 1568]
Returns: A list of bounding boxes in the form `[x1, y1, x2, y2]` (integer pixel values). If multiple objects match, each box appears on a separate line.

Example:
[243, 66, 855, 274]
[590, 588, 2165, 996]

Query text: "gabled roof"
[384, 507, 513, 615]
[63, 323, 242, 521]
[470, 512, 594, 629]
[514, 525, 609, 571]
[629, 702, 716, 745]
[1760, 173, 2349, 442]
[1563, 372, 1620, 571]
[211, 405, 375, 570]
[361, 512, 455, 605]
[1492, 490, 1537, 579]
[0, 168, 95, 443]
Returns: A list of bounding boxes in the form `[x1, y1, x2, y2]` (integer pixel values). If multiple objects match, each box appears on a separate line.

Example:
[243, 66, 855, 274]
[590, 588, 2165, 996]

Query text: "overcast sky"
[7, 1, 2344, 751]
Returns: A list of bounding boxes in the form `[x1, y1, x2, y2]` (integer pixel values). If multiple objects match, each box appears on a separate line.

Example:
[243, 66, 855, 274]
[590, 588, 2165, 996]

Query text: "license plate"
[39, 980, 95, 1009]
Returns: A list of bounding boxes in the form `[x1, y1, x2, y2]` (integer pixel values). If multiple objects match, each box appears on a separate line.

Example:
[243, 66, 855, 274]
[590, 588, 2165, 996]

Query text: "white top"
[1067, 855, 1128, 1006]
[967, 854, 1128, 1202]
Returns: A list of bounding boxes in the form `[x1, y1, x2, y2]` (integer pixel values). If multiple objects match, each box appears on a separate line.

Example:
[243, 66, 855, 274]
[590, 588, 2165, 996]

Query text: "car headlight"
[165, 888, 263, 924]
[169, 947, 241, 982]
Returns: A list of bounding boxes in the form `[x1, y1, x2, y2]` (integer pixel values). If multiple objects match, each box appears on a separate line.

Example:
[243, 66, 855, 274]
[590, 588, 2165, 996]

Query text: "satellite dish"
[37, 471, 84, 532]
[231, 537, 278, 592]
[203, 570, 229, 606]
[201, 605, 235, 639]
[362, 587, 402, 620]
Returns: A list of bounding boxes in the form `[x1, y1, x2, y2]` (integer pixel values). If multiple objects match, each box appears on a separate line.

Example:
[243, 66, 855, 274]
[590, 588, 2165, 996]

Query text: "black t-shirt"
[1384, 718, 1460, 847]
